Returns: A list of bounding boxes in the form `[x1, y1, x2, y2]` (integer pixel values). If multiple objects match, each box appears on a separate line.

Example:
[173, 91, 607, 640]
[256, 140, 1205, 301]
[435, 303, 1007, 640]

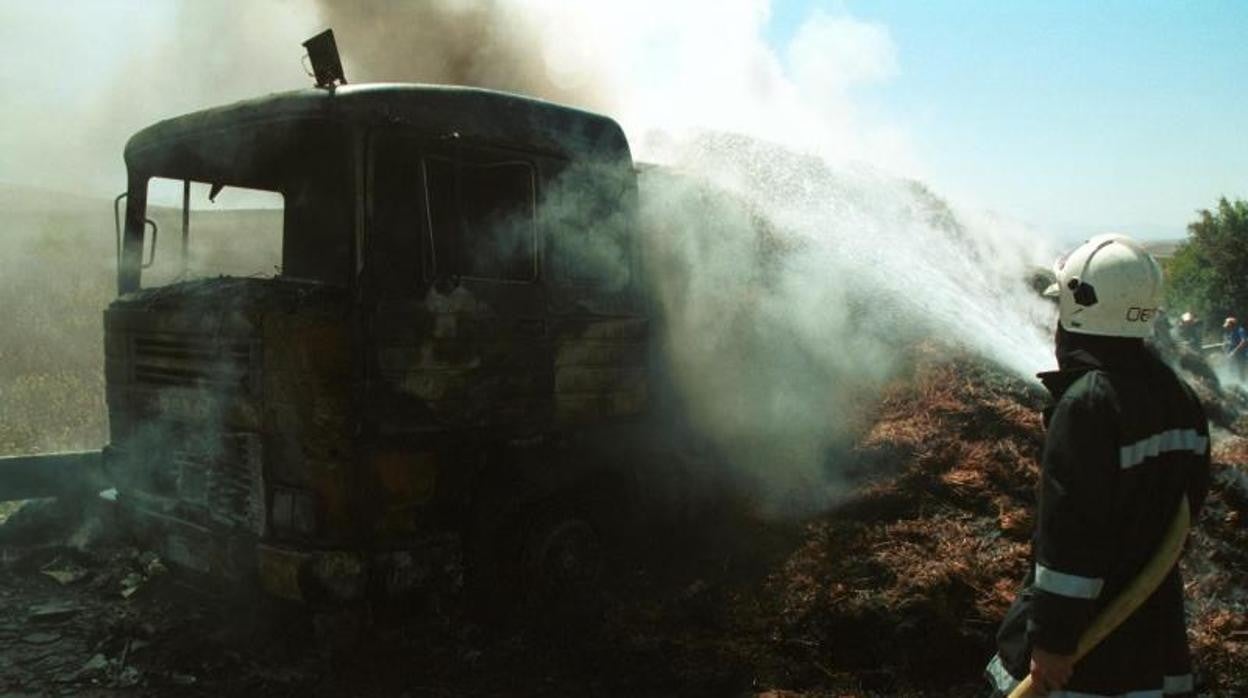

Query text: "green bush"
[1166, 198, 1248, 325]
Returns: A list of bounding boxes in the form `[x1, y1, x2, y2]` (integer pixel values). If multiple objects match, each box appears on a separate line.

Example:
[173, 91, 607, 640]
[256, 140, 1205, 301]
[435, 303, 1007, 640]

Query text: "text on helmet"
[1125, 307, 1157, 322]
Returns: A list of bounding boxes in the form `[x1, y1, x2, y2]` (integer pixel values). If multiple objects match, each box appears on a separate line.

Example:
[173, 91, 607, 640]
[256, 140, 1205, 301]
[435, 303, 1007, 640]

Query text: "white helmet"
[1044, 233, 1164, 338]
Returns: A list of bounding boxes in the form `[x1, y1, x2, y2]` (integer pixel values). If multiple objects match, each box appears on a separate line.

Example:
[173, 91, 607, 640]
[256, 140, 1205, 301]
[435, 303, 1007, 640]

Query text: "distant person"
[1175, 311, 1202, 351]
[1223, 316, 1247, 381]
[984, 234, 1209, 698]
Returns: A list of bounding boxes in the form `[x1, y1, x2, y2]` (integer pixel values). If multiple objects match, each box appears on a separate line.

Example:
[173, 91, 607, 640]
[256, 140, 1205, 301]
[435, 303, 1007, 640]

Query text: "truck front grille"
[132, 335, 255, 393]
[170, 432, 265, 534]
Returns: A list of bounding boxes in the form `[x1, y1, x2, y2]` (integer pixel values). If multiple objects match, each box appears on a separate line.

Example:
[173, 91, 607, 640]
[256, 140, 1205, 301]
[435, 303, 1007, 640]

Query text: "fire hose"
[1007, 496, 1191, 698]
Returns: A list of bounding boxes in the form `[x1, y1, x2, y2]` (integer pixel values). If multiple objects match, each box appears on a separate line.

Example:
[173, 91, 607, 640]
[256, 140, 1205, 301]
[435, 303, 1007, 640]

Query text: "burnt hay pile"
[764, 356, 1044, 690]
[731, 351, 1248, 695]
[589, 350, 1245, 696]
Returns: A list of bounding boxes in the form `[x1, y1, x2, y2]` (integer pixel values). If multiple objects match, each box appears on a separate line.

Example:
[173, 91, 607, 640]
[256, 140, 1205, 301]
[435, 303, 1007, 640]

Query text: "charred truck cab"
[107, 84, 648, 604]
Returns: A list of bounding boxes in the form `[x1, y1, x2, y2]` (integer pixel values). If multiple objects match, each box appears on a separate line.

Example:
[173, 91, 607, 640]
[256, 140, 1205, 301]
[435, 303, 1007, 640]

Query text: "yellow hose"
[1007, 497, 1191, 698]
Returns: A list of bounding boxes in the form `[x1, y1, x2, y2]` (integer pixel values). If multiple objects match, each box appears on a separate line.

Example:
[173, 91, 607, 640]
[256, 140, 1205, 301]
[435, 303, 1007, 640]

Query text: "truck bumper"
[0, 450, 107, 501]
[257, 537, 461, 603]
[117, 494, 460, 603]
[116, 495, 255, 579]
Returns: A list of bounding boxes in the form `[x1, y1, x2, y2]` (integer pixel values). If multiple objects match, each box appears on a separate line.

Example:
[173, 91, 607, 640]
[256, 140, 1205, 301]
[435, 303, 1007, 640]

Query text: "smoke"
[636, 136, 1053, 510]
[390, 1, 1051, 506]
[312, 1, 917, 170]
[0, 1, 920, 198]
[1, 1, 1060, 510]
[0, 1, 319, 195]
[315, 0, 614, 113]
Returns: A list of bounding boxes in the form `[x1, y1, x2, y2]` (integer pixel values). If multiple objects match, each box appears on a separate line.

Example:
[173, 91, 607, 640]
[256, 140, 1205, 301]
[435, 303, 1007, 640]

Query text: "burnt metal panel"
[260, 300, 356, 541]
[168, 432, 265, 534]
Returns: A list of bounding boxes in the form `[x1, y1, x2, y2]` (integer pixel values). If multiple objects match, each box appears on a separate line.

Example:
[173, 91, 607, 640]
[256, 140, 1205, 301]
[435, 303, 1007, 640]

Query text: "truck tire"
[519, 510, 603, 606]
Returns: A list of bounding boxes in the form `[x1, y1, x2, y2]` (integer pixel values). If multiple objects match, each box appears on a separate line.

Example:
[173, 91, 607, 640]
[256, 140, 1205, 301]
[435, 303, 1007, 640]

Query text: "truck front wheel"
[520, 513, 603, 606]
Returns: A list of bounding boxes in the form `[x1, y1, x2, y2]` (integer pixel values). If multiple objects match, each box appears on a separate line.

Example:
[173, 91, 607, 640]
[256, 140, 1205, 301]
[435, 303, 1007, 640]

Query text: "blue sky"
[765, 0, 1248, 240]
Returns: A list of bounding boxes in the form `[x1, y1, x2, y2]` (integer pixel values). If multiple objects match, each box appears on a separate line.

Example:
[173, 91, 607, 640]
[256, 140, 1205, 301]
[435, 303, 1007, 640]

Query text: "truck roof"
[125, 83, 632, 173]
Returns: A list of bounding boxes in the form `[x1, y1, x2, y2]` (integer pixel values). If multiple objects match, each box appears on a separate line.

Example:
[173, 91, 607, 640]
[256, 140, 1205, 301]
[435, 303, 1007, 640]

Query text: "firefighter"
[1222, 316, 1247, 382]
[984, 234, 1210, 697]
[1174, 311, 1201, 352]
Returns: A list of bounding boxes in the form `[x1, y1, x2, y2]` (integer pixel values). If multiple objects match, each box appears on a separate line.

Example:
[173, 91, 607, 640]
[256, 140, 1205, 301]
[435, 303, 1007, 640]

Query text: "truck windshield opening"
[140, 178, 284, 287]
[119, 119, 353, 292]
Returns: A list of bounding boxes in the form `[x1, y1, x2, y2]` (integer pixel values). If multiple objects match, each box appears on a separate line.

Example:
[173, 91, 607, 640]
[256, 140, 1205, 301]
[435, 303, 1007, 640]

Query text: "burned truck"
[99, 82, 659, 605]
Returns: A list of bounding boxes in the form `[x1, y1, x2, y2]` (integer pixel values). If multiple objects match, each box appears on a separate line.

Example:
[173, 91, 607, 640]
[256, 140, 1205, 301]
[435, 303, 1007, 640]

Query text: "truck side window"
[544, 160, 631, 291]
[424, 154, 537, 282]
[369, 136, 424, 294]
[424, 157, 458, 277]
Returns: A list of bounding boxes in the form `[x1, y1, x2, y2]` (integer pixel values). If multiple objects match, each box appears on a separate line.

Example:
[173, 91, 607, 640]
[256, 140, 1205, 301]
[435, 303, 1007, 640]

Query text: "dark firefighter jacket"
[986, 341, 1210, 698]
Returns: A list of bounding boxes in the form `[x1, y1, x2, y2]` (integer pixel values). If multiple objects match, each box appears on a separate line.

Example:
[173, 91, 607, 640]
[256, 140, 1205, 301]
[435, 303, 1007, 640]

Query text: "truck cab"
[106, 84, 648, 603]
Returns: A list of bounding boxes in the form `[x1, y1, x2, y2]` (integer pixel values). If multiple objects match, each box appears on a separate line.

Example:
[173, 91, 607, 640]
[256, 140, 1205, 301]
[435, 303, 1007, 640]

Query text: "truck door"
[366, 133, 552, 436]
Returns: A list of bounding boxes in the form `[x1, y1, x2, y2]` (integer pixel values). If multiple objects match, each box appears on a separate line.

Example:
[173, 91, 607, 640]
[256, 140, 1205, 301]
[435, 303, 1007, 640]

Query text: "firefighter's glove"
[1028, 646, 1075, 695]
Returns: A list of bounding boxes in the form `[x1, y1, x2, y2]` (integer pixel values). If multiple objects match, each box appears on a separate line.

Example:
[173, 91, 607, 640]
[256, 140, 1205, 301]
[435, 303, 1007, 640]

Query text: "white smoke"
[0, 1, 319, 195]
[637, 134, 1053, 509]
[1, 1, 1060, 507]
